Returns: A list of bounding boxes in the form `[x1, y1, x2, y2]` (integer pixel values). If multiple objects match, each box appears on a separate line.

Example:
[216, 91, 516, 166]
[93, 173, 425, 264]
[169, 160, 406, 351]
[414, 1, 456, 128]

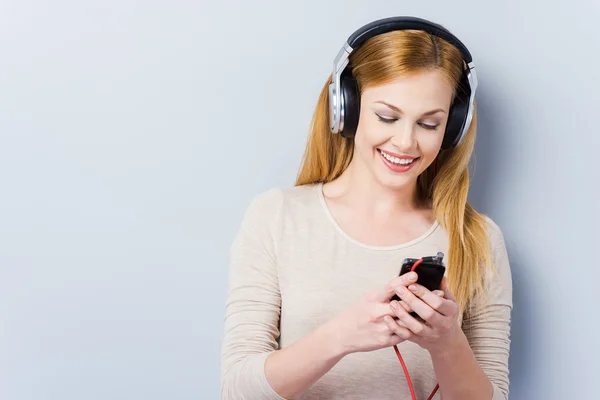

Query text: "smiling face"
[352, 68, 455, 191]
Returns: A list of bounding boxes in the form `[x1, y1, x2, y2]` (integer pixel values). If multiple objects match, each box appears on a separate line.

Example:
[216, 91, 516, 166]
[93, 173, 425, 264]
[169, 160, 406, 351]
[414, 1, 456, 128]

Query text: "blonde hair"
[295, 29, 492, 314]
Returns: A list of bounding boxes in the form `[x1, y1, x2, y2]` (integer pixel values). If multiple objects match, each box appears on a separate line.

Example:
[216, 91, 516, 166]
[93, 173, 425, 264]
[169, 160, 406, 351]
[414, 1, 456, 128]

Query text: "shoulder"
[233, 184, 321, 258]
[244, 187, 285, 216]
[240, 183, 320, 228]
[482, 215, 506, 245]
[481, 215, 509, 260]
[480, 215, 513, 305]
[244, 183, 320, 217]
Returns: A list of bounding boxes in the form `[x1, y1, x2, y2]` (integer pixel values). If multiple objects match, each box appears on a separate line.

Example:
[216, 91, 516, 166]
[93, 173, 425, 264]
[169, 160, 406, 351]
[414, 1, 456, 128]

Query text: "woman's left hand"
[384, 275, 463, 354]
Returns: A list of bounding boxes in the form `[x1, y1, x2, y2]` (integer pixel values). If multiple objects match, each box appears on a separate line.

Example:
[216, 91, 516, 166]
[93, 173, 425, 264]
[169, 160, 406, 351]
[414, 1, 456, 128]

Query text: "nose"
[390, 122, 417, 150]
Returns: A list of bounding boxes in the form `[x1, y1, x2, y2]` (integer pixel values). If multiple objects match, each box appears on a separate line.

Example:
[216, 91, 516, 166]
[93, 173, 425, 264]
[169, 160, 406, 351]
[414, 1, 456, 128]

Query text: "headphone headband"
[347, 16, 472, 63]
[328, 16, 478, 149]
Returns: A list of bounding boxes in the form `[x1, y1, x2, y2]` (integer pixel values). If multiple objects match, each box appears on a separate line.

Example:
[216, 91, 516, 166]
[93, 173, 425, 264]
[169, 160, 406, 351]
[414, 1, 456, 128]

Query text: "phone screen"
[400, 261, 445, 292]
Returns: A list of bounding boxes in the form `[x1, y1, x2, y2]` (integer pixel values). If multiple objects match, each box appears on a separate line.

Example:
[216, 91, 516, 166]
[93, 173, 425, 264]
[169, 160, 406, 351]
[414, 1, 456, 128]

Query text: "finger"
[394, 284, 445, 326]
[440, 276, 457, 302]
[389, 313, 409, 329]
[383, 315, 413, 340]
[433, 290, 445, 298]
[389, 300, 434, 337]
[373, 300, 412, 319]
[394, 318, 409, 328]
[399, 300, 413, 312]
[373, 302, 399, 319]
[406, 283, 455, 317]
[387, 298, 415, 312]
[375, 272, 419, 302]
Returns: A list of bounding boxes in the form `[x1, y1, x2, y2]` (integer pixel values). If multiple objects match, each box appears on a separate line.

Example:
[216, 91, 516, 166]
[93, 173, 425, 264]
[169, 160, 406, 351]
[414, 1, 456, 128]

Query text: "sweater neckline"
[315, 182, 440, 251]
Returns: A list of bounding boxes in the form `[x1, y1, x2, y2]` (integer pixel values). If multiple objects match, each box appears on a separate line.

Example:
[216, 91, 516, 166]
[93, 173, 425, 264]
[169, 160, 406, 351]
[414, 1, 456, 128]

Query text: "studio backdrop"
[0, 1, 598, 399]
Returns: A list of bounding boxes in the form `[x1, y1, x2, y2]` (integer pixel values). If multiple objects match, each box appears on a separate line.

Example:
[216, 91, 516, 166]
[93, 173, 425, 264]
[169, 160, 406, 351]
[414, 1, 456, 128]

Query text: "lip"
[377, 149, 420, 173]
[378, 148, 419, 159]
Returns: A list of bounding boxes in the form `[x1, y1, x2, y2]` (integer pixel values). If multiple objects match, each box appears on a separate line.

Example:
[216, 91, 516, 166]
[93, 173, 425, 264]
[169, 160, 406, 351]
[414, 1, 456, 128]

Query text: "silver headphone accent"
[328, 42, 353, 134]
[457, 61, 478, 147]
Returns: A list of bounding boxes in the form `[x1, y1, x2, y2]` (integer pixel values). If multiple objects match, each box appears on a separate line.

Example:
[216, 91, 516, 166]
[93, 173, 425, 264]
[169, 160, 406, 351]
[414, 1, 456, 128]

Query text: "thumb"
[374, 272, 419, 302]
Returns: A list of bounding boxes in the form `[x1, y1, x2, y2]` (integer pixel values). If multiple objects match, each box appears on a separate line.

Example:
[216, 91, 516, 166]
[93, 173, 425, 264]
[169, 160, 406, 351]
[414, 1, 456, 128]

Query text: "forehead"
[361, 69, 454, 110]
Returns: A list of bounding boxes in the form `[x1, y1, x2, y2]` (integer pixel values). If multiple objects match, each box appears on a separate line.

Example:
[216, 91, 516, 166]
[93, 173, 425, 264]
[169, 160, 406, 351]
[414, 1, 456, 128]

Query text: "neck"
[328, 160, 421, 216]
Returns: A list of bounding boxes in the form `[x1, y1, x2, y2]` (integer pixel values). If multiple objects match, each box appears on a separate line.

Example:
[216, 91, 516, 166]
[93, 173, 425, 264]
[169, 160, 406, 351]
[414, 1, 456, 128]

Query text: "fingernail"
[409, 285, 418, 292]
[408, 272, 417, 280]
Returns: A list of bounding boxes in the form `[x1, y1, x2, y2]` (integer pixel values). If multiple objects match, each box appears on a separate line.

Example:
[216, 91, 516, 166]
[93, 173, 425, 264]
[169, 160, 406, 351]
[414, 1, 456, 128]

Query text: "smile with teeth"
[378, 149, 418, 166]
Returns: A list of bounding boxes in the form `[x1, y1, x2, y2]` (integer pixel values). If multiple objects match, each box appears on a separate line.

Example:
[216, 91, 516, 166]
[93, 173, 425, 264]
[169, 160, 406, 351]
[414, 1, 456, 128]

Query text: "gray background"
[1, 1, 598, 399]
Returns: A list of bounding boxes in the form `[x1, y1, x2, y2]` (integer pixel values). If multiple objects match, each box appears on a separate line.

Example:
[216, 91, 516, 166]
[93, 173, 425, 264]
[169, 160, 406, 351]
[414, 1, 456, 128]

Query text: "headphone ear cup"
[441, 72, 471, 149]
[339, 73, 361, 138]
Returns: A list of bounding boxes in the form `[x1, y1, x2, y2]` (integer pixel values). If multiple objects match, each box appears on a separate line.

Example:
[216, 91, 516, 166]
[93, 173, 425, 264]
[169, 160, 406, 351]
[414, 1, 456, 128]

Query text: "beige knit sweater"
[220, 183, 512, 400]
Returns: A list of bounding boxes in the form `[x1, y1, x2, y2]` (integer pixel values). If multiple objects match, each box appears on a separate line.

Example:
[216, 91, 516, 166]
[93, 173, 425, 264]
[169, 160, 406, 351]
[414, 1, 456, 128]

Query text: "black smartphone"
[390, 252, 446, 304]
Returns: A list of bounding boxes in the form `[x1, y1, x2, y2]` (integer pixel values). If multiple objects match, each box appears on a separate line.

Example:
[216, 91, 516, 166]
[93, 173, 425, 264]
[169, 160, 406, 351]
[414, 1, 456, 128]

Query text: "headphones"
[328, 16, 478, 150]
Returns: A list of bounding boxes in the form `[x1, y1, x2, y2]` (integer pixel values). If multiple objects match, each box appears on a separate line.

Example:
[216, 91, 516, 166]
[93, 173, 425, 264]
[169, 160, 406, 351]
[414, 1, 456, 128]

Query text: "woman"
[220, 16, 512, 400]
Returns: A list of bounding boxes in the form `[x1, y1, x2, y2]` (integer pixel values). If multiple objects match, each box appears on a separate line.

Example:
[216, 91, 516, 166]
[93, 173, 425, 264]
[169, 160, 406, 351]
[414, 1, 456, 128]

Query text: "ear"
[441, 72, 471, 149]
[339, 73, 361, 138]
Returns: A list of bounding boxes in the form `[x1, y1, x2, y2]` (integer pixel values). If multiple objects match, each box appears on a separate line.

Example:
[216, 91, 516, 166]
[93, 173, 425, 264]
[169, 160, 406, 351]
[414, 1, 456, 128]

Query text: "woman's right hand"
[326, 271, 423, 355]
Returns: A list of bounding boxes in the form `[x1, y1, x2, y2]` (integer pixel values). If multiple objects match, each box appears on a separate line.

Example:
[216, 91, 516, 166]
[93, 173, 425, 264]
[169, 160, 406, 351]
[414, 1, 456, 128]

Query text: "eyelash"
[376, 114, 439, 131]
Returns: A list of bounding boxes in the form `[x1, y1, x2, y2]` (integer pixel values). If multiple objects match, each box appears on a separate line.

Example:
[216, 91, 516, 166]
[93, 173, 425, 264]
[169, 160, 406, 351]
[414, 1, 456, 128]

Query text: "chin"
[375, 173, 419, 191]
[373, 164, 420, 190]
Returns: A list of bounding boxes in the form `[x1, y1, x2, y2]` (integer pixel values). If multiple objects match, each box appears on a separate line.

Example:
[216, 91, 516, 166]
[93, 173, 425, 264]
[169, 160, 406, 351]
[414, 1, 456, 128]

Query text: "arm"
[263, 267, 420, 400]
[263, 322, 346, 399]
[428, 303, 511, 400]
[220, 189, 346, 400]
[461, 219, 512, 400]
[430, 218, 512, 400]
[385, 217, 512, 400]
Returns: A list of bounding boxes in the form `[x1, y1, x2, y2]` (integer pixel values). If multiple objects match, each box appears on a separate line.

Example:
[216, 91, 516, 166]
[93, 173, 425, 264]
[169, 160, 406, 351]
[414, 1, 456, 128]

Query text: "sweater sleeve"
[220, 189, 287, 400]
[461, 217, 513, 400]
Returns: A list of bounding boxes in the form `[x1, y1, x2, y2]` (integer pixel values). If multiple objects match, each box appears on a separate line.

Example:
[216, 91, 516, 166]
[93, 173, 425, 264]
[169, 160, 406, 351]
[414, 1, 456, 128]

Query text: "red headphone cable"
[392, 258, 440, 400]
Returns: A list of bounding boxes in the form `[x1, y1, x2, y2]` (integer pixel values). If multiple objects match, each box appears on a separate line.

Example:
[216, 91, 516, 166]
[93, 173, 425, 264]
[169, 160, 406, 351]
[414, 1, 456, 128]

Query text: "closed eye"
[419, 123, 439, 131]
[376, 114, 396, 124]
[376, 114, 439, 131]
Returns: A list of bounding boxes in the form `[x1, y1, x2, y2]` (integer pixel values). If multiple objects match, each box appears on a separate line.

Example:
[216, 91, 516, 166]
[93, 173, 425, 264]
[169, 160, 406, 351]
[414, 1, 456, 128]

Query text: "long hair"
[295, 29, 492, 314]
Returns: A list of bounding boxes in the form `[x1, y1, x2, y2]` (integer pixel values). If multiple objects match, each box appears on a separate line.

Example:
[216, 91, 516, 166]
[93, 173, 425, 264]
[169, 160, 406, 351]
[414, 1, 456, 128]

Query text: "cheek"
[418, 131, 445, 157]
[355, 121, 384, 151]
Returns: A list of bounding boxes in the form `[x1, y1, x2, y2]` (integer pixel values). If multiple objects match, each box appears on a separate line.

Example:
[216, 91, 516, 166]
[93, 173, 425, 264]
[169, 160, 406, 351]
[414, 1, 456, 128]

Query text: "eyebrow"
[375, 101, 446, 116]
